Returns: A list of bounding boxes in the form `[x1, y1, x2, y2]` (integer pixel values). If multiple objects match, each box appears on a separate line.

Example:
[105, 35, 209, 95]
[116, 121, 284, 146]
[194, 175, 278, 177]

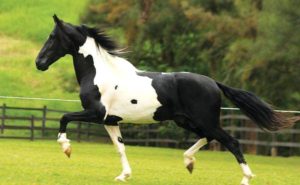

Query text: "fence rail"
[0, 104, 299, 156]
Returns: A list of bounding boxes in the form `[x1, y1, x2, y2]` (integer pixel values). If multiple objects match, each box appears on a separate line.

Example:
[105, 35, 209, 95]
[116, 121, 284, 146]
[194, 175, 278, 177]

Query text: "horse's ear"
[53, 14, 64, 29]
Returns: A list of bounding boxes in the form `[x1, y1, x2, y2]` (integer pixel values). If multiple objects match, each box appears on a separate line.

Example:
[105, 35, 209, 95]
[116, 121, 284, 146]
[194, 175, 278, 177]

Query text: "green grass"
[0, 0, 88, 43]
[0, 139, 299, 185]
[0, 35, 81, 110]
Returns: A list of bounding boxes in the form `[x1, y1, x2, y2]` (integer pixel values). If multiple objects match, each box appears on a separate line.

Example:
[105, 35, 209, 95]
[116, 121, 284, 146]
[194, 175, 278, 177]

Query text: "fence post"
[30, 115, 34, 141]
[77, 122, 82, 142]
[145, 125, 150, 147]
[245, 119, 257, 155]
[271, 133, 277, 157]
[41, 105, 47, 137]
[87, 123, 91, 141]
[1, 103, 6, 134]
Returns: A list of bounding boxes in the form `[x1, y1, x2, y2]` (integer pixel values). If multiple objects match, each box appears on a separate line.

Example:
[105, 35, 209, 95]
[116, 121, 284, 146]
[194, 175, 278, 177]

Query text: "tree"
[82, 0, 253, 76]
[81, 0, 299, 109]
[227, 0, 300, 108]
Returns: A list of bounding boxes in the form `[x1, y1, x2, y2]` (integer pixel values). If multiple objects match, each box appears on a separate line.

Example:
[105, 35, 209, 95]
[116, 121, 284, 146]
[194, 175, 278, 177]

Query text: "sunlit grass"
[0, 139, 299, 185]
[0, 0, 88, 43]
[0, 35, 81, 110]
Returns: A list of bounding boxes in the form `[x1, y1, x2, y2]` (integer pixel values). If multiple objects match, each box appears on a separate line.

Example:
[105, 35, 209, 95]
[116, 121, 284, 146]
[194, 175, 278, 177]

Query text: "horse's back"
[174, 72, 220, 100]
[139, 71, 222, 125]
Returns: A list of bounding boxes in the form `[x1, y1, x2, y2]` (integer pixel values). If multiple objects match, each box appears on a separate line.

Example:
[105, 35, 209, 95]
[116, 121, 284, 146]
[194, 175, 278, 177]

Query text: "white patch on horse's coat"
[79, 37, 162, 123]
[57, 133, 69, 143]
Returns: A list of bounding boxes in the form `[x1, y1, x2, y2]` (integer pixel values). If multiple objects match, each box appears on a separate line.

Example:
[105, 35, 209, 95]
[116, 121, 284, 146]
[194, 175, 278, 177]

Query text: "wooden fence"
[0, 104, 299, 156]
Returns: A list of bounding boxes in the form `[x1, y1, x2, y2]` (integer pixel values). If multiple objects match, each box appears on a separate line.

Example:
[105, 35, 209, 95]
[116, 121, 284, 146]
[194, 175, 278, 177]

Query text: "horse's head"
[35, 15, 85, 71]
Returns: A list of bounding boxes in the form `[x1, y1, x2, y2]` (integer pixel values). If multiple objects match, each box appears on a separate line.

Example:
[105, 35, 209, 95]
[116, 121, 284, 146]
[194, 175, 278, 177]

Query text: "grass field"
[0, 139, 299, 185]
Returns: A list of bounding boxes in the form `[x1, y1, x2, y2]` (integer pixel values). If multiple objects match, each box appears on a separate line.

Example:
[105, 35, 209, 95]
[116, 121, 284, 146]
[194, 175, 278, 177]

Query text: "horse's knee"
[60, 114, 70, 124]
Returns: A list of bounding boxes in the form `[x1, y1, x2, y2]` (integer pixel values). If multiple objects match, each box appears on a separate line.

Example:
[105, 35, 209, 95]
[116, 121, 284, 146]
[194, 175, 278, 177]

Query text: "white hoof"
[61, 142, 72, 158]
[241, 174, 255, 185]
[114, 173, 131, 182]
[184, 155, 196, 174]
[241, 176, 250, 185]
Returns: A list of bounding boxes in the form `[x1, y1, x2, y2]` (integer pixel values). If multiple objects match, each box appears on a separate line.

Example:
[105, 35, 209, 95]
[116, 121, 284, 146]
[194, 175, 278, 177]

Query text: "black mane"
[81, 25, 120, 56]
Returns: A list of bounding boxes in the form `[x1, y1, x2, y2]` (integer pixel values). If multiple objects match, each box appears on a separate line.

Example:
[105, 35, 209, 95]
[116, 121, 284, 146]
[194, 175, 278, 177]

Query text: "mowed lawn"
[0, 140, 299, 185]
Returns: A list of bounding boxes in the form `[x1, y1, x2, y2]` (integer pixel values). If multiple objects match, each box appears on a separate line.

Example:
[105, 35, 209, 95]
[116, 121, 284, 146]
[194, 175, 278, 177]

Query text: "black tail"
[216, 82, 299, 131]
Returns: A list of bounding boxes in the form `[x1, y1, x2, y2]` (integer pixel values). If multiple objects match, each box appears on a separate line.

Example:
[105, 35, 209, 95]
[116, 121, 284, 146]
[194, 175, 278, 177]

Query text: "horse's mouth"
[36, 58, 49, 71]
[36, 64, 49, 71]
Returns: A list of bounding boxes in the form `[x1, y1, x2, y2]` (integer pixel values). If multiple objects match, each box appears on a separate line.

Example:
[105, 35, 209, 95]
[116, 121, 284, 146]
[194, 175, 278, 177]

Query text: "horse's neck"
[76, 36, 138, 87]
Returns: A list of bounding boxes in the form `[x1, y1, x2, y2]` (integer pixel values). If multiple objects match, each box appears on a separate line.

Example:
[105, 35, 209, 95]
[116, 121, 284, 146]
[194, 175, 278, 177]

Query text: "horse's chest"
[99, 76, 162, 124]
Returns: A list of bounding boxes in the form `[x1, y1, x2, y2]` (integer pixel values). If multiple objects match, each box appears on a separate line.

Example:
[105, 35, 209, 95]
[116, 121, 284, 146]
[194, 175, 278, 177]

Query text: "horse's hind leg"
[175, 119, 209, 174]
[212, 128, 255, 185]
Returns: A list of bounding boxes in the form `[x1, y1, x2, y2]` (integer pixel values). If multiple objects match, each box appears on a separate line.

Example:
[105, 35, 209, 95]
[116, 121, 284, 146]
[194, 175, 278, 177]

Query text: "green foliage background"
[0, 0, 298, 110]
[82, 0, 300, 109]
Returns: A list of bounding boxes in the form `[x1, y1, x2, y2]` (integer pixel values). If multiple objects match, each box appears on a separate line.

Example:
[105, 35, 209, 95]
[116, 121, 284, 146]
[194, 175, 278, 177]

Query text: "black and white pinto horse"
[35, 15, 297, 185]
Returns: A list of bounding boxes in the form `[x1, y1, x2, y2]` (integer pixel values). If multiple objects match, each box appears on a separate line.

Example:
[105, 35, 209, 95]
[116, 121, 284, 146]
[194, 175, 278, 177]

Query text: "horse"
[35, 15, 298, 185]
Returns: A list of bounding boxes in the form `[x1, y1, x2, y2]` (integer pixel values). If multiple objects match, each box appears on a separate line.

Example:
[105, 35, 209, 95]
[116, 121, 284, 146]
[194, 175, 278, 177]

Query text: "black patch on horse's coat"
[104, 115, 123, 125]
[131, 99, 138, 104]
[76, 55, 103, 109]
[118, 137, 124, 143]
[115, 85, 118, 90]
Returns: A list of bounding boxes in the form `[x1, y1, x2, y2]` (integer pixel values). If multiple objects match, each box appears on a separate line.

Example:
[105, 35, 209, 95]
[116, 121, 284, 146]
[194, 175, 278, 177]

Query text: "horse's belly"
[108, 103, 161, 124]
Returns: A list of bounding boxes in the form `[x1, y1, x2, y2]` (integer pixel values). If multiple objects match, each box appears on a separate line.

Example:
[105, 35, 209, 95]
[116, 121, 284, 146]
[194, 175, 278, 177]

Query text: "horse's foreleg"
[58, 109, 105, 158]
[183, 138, 207, 173]
[104, 125, 131, 182]
[57, 132, 71, 158]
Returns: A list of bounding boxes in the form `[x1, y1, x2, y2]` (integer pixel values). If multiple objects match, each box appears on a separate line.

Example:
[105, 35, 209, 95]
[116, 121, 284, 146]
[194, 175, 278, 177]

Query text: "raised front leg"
[58, 108, 105, 157]
[104, 125, 131, 182]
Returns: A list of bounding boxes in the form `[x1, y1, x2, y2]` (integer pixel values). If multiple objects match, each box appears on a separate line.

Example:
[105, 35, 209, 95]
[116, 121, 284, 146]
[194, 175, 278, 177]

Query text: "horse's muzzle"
[35, 58, 49, 71]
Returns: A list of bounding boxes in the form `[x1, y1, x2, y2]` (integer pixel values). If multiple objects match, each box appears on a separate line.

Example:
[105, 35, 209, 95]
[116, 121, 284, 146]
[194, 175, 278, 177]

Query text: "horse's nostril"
[35, 58, 49, 71]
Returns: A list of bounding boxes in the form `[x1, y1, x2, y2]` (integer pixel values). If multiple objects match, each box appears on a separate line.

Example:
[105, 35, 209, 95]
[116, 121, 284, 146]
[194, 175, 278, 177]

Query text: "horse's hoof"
[115, 176, 126, 182]
[241, 174, 255, 185]
[114, 173, 131, 182]
[186, 162, 194, 174]
[241, 173, 255, 185]
[64, 146, 71, 158]
[241, 182, 249, 185]
[62, 142, 71, 158]
[184, 155, 195, 174]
